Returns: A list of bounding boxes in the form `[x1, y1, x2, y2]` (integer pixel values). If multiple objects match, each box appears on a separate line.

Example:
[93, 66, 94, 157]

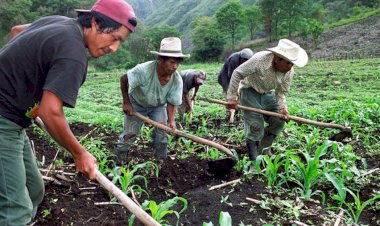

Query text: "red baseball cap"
[75, 0, 136, 32]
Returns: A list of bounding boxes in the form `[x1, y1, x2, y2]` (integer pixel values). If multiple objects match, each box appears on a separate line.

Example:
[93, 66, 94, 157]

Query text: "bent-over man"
[227, 39, 308, 160]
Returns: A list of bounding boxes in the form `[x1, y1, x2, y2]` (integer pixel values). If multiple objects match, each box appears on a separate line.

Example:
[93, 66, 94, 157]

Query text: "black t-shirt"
[0, 15, 87, 127]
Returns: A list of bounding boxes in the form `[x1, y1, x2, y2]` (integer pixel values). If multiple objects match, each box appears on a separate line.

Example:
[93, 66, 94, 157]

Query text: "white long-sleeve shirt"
[227, 51, 294, 109]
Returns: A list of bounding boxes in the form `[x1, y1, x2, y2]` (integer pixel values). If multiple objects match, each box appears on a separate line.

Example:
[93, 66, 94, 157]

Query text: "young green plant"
[129, 197, 188, 226]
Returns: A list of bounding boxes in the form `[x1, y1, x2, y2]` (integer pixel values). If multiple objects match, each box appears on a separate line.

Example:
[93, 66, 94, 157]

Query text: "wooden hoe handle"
[132, 112, 235, 158]
[199, 97, 351, 132]
[33, 117, 160, 226]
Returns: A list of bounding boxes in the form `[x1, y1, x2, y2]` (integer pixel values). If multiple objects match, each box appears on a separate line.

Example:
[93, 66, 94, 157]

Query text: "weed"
[220, 195, 233, 207]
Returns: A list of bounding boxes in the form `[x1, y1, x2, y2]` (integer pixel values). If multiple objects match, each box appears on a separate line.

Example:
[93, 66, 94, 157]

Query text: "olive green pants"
[0, 115, 44, 226]
[240, 88, 285, 142]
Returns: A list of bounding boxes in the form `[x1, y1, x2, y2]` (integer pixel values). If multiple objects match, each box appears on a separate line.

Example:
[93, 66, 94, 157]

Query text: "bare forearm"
[183, 93, 191, 107]
[38, 90, 96, 179]
[120, 74, 131, 105]
[167, 104, 176, 123]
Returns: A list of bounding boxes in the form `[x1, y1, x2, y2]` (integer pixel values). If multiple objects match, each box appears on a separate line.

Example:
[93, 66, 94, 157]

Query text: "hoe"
[198, 97, 353, 142]
[33, 116, 160, 226]
[132, 112, 237, 176]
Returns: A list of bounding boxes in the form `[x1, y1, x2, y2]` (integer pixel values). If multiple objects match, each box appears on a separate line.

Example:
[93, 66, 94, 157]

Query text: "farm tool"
[132, 112, 237, 175]
[33, 116, 160, 226]
[198, 97, 353, 142]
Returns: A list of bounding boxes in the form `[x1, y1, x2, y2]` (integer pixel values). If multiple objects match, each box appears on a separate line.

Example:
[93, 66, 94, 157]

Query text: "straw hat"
[267, 39, 308, 67]
[150, 37, 190, 58]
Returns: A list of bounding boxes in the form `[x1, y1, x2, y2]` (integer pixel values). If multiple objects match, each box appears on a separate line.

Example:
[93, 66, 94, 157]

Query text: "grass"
[66, 58, 380, 128]
[327, 9, 380, 29]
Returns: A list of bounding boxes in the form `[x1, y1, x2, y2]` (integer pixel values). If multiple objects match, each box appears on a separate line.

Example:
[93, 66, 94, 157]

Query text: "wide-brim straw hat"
[267, 39, 308, 67]
[150, 37, 190, 58]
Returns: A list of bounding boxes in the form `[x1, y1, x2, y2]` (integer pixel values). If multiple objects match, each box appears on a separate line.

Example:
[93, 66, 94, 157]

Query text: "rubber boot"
[259, 131, 277, 156]
[247, 140, 259, 161]
[154, 143, 168, 163]
[113, 144, 130, 166]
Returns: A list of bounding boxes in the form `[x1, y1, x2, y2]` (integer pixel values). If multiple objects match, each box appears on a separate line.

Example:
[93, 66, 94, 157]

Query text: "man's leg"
[240, 88, 265, 160]
[23, 132, 44, 219]
[260, 92, 286, 154]
[149, 105, 168, 162]
[0, 116, 37, 225]
[115, 98, 145, 165]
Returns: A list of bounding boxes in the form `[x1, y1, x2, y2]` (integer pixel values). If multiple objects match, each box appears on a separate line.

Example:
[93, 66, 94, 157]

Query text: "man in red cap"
[0, 0, 136, 224]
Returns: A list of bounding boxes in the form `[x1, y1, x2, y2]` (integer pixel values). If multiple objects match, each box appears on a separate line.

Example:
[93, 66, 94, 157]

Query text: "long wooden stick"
[33, 117, 160, 226]
[132, 112, 235, 158]
[334, 209, 344, 226]
[199, 97, 351, 132]
[208, 178, 241, 190]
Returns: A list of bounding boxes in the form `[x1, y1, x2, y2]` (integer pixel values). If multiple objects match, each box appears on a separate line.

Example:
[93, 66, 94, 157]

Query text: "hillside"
[129, 0, 257, 32]
[310, 13, 380, 60]
[240, 13, 380, 61]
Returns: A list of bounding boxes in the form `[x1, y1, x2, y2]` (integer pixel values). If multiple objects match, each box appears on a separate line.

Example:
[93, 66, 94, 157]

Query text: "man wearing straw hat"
[218, 48, 254, 94]
[115, 37, 189, 165]
[227, 39, 308, 160]
[0, 0, 137, 224]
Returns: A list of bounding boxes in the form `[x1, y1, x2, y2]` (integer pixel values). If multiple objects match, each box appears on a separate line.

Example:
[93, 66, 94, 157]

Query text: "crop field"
[30, 58, 379, 225]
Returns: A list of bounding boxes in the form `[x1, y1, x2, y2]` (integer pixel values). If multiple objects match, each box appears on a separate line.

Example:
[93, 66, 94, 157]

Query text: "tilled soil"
[27, 122, 379, 226]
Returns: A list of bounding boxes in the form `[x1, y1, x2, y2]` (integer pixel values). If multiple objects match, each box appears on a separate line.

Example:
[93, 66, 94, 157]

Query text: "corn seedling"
[178, 137, 194, 154]
[289, 142, 329, 200]
[203, 211, 232, 226]
[331, 188, 380, 223]
[195, 116, 209, 136]
[96, 115, 122, 132]
[82, 138, 108, 160]
[220, 195, 233, 207]
[129, 197, 188, 226]
[42, 209, 50, 217]
[97, 155, 114, 175]
[140, 125, 154, 142]
[261, 154, 286, 187]
[107, 161, 158, 201]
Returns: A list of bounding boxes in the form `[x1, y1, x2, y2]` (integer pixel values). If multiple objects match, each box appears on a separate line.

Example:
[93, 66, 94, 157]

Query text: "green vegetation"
[1, 1, 378, 68]
[65, 57, 378, 224]
[129, 197, 188, 226]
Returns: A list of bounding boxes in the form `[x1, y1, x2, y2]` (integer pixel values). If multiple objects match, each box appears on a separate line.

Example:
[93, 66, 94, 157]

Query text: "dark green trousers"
[0, 116, 44, 225]
[240, 88, 285, 142]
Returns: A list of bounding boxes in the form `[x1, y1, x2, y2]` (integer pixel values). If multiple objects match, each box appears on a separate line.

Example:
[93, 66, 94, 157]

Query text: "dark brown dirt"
[26, 122, 379, 226]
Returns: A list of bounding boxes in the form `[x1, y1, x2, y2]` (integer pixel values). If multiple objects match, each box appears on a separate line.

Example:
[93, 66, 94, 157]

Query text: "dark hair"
[159, 55, 184, 63]
[77, 11, 137, 33]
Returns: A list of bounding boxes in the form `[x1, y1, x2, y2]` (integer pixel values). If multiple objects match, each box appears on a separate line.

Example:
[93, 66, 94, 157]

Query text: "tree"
[244, 5, 262, 40]
[190, 17, 225, 62]
[259, 0, 281, 41]
[127, 25, 180, 66]
[0, 0, 33, 31]
[215, 0, 244, 49]
[279, 0, 307, 37]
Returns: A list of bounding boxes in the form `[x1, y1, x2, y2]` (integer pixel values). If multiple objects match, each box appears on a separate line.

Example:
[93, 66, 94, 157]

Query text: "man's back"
[0, 16, 87, 127]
